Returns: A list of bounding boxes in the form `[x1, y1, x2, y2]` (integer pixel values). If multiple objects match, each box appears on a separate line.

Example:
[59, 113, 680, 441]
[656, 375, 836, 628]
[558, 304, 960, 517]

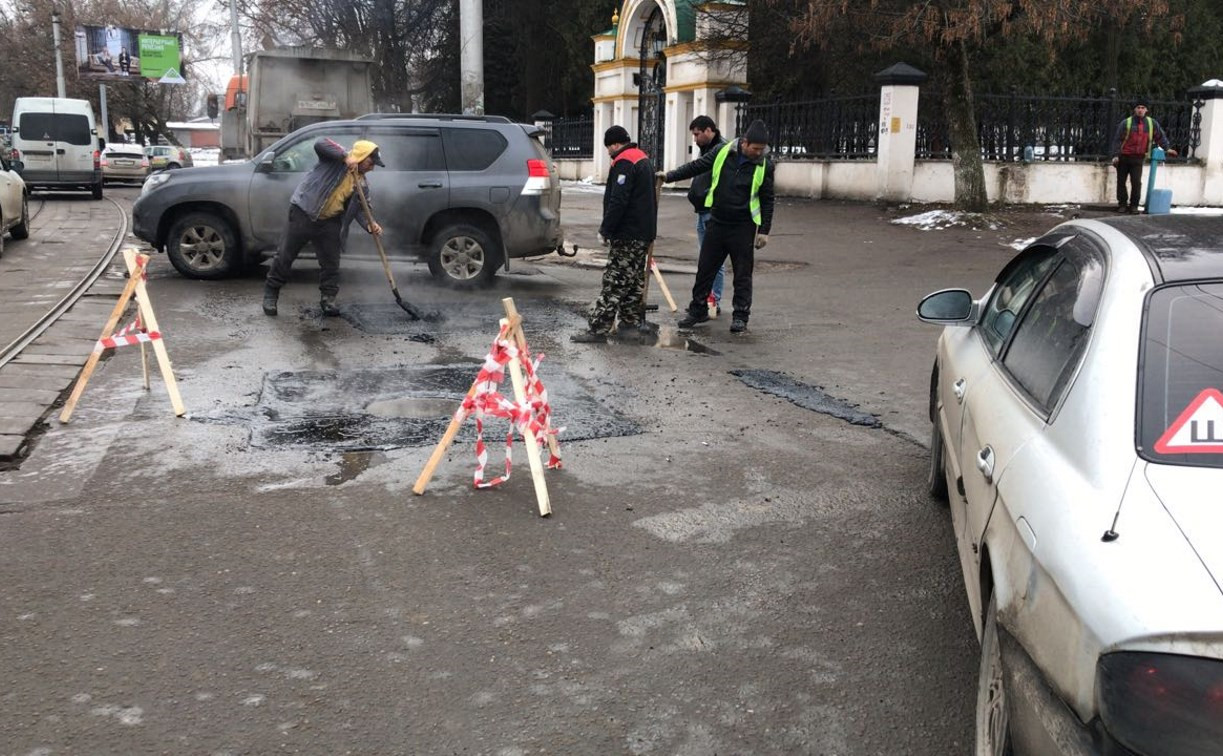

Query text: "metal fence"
[539, 115, 594, 159]
[737, 95, 879, 160]
[917, 92, 1203, 162]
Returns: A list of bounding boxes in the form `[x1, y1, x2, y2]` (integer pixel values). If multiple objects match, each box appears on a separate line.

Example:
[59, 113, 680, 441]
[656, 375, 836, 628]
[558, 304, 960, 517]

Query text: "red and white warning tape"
[95, 316, 161, 351]
[457, 324, 563, 488]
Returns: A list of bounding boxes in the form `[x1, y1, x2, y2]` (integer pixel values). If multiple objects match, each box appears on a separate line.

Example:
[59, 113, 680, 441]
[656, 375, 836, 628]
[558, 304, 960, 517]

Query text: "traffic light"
[206, 94, 219, 120]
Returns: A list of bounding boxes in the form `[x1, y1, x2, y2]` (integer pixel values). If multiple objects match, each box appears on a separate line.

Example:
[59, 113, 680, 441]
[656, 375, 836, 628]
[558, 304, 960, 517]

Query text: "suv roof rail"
[355, 113, 515, 124]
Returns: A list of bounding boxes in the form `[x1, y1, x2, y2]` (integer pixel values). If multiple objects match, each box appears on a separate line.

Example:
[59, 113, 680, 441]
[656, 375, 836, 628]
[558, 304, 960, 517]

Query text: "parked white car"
[918, 215, 1223, 755]
[0, 152, 30, 255]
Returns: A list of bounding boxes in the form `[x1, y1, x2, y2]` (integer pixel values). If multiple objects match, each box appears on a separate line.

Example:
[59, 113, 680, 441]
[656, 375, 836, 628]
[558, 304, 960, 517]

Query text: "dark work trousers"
[686, 218, 757, 322]
[1116, 155, 1145, 209]
[265, 204, 343, 296]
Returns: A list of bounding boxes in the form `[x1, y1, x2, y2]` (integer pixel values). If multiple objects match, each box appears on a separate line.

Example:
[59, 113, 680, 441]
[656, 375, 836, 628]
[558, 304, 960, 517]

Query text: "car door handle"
[56, 148, 65, 155]
[953, 378, 966, 403]
[976, 445, 995, 483]
[417, 181, 443, 188]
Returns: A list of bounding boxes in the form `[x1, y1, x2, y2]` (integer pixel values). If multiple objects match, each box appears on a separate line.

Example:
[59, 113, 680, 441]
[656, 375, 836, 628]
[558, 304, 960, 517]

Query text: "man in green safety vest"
[660, 119, 776, 334]
[1110, 102, 1177, 214]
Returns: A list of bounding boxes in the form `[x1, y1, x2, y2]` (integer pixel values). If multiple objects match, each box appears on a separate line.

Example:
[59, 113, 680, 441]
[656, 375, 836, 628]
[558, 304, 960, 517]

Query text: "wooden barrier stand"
[59, 249, 185, 423]
[413, 297, 561, 517]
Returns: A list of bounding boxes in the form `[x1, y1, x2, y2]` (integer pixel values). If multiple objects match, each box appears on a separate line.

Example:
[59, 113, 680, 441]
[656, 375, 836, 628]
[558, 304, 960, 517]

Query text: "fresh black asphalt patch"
[731, 369, 882, 428]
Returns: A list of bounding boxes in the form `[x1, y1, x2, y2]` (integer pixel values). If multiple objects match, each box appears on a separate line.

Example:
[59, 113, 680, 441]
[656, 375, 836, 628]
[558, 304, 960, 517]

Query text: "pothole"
[732, 369, 880, 427]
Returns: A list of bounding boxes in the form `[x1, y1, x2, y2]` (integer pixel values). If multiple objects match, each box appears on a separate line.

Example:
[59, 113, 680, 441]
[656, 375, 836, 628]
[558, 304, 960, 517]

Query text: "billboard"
[74, 24, 185, 83]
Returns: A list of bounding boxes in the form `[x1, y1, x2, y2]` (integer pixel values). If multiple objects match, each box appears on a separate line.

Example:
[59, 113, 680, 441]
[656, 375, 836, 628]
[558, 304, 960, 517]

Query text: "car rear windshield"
[1138, 282, 1223, 468]
[18, 112, 92, 146]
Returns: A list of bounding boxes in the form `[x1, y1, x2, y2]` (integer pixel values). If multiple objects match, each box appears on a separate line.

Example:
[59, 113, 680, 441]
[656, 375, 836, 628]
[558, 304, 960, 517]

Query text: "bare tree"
[777, 0, 1179, 210]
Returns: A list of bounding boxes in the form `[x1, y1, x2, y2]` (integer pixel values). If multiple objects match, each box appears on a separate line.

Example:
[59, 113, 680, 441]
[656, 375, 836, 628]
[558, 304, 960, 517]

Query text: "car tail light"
[523, 158, 551, 195]
[93, 150, 101, 170]
[141, 157, 149, 168]
[1097, 652, 1223, 755]
[99, 155, 109, 167]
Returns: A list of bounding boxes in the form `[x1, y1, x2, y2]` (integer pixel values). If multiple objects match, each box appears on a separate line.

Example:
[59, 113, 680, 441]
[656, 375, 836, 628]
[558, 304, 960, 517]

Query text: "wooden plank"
[499, 301, 551, 517]
[129, 250, 185, 416]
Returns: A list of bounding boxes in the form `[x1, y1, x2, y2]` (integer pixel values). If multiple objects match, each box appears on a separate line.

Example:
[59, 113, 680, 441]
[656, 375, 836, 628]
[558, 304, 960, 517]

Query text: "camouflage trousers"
[589, 239, 650, 334]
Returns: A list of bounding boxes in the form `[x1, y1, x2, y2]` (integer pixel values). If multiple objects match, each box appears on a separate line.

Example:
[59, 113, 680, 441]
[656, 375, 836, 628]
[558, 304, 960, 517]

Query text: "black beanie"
[743, 119, 769, 144]
[604, 125, 631, 147]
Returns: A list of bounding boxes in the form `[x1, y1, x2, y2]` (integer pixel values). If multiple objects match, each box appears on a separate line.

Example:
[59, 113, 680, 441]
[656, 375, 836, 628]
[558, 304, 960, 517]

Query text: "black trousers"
[265, 204, 343, 296]
[687, 218, 756, 322]
[1116, 155, 1145, 209]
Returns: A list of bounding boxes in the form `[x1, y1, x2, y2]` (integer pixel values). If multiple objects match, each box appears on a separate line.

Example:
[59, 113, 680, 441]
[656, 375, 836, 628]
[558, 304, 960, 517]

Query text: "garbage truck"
[220, 47, 374, 161]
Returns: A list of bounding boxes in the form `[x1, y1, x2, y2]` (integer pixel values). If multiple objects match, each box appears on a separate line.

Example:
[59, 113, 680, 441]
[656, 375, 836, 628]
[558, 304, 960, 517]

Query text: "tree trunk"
[943, 40, 988, 211]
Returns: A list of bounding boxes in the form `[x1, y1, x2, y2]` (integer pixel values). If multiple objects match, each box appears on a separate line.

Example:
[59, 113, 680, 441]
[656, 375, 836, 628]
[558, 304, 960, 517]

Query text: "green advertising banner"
[139, 34, 184, 83]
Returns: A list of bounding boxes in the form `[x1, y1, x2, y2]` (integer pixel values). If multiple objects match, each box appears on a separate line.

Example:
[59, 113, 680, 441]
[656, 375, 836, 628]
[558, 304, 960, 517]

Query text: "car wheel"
[166, 162, 181, 170]
[927, 420, 949, 501]
[10, 193, 30, 240]
[166, 211, 238, 279]
[975, 593, 1013, 756]
[91, 181, 103, 200]
[427, 223, 500, 288]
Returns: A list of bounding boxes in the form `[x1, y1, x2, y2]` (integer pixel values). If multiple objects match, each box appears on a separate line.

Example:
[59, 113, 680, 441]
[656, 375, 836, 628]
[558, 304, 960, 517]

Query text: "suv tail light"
[100, 154, 109, 167]
[523, 158, 551, 195]
[1097, 651, 1223, 755]
[93, 150, 101, 170]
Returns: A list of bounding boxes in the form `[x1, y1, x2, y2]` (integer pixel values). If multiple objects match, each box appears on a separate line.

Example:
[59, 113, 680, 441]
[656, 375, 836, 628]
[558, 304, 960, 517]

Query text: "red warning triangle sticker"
[1154, 388, 1223, 454]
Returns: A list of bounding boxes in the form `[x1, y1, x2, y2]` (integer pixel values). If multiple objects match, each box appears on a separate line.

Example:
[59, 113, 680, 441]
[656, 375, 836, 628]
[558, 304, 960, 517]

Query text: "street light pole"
[51, 9, 67, 98]
[228, 0, 243, 76]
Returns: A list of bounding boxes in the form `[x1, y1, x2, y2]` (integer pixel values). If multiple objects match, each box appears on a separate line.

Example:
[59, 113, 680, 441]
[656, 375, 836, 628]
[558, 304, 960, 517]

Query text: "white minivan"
[11, 97, 104, 199]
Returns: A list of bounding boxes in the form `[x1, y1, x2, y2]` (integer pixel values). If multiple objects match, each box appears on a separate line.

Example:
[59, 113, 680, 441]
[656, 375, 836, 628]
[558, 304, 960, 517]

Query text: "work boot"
[730, 318, 748, 334]
[677, 312, 709, 329]
[262, 285, 279, 316]
[571, 329, 608, 344]
[320, 295, 340, 317]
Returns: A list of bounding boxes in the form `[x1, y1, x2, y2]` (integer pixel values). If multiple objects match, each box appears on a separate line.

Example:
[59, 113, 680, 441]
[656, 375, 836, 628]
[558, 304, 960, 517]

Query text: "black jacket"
[666, 139, 775, 235]
[686, 131, 726, 212]
[600, 143, 657, 242]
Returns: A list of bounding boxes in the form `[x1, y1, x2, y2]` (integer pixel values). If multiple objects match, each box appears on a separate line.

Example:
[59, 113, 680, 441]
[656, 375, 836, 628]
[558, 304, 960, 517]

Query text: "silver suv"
[131, 115, 564, 287]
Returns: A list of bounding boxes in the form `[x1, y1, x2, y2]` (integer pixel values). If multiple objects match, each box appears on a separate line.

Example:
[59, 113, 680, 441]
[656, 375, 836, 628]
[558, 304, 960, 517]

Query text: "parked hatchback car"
[131, 114, 564, 286]
[0, 152, 30, 255]
[100, 144, 150, 183]
[917, 214, 1223, 755]
[144, 144, 193, 170]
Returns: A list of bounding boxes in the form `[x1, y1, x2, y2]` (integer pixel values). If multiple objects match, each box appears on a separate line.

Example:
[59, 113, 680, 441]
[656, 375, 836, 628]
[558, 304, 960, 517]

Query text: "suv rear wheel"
[427, 223, 499, 288]
[167, 211, 238, 279]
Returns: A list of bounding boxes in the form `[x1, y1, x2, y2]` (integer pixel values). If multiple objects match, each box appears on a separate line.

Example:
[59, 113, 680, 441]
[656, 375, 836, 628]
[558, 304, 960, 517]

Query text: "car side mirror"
[917, 289, 975, 323]
[254, 152, 275, 173]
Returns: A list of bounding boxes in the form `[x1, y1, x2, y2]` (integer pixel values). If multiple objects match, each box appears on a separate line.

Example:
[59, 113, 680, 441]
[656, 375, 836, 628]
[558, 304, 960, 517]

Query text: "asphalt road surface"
[0, 183, 1068, 754]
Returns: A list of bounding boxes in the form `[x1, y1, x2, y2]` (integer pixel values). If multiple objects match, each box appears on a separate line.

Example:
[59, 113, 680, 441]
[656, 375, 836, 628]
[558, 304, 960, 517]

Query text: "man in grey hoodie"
[263, 138, 384, 317]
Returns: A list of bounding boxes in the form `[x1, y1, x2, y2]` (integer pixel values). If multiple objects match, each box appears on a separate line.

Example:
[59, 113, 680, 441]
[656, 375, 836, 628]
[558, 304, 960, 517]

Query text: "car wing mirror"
[254, 152, 276, 173]
[917, 288, 976, 324]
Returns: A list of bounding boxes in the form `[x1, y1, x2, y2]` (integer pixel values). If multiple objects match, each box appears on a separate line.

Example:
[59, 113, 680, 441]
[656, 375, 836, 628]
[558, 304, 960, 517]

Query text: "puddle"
[325, 450, 387, 485]
[366, 397, 458, 419]
[732, 369, 881, 427]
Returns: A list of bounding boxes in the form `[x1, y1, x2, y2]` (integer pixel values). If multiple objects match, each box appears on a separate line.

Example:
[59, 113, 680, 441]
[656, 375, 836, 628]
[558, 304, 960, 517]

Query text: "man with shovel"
[572, 125, 657, 343]
[263, 138, 384, 317]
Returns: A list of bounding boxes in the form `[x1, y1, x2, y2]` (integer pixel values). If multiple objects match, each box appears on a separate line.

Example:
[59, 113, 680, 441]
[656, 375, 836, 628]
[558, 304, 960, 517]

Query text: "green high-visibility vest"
[1123, 116, 1157, 157]
[705, 143, 766, 226]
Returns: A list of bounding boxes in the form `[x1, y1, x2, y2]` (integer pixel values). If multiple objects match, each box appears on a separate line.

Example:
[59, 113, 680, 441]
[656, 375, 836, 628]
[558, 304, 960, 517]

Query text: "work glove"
[655, 171, 668, 183]
[1111, 156, 1119, 166]
[754, 234, 769, 250]
[1167, 149, 1179, 158]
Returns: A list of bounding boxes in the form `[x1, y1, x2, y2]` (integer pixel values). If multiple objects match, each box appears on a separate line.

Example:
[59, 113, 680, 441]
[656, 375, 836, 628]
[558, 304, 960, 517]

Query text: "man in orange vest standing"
[573, 125, 657, 343]
[1111, 102, 1177, 214]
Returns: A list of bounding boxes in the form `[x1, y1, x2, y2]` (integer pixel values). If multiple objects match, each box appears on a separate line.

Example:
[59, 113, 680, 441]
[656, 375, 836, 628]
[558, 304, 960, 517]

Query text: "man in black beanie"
[659, 118, 775, 333]
[573, 125, 657, 343]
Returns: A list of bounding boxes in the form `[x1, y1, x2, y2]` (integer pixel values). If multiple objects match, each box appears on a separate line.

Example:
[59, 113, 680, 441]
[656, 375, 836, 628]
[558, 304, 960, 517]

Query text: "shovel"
[352, 175, 424, 320]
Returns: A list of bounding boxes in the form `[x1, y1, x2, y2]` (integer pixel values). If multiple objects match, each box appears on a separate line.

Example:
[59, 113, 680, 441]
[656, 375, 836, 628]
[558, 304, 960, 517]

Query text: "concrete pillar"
[873, 63, 927, 203]
[1190, 80, 1223, 206]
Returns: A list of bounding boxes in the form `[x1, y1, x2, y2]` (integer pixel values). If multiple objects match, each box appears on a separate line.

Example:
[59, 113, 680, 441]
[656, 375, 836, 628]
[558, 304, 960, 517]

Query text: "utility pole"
[459, 0, 483, 115]
[228, 0, 243, 76]
[51, 9, 67, 98]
